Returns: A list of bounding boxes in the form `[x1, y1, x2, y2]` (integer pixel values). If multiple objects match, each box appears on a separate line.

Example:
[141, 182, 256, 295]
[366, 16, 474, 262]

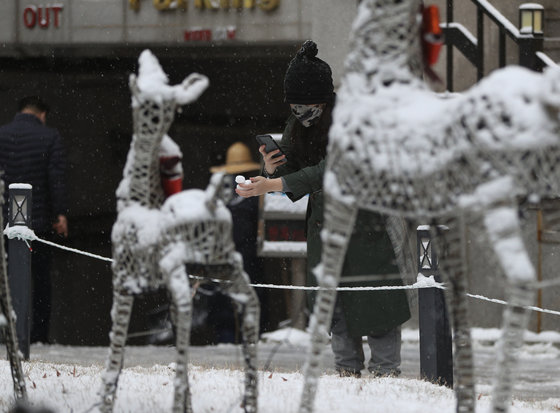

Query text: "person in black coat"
[206, 142, 267, 342]
[0, 96, 68, 343]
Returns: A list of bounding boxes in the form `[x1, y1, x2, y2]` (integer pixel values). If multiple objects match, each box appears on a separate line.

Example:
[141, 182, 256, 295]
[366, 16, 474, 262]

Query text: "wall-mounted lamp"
[519, 3, 544, 35]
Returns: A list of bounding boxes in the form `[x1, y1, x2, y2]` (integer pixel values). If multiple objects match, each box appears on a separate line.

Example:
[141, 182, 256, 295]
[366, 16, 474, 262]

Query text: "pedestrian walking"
[0, 96, 68, 343]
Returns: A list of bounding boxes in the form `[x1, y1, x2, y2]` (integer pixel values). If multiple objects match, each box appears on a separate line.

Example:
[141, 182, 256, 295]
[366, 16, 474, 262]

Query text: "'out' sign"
[23, 4, 64, 29]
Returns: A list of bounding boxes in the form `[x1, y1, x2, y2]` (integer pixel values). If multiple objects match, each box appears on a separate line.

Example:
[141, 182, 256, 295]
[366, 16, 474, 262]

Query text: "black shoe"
[336, 368, 362, 378]
[369, 368, 401, 378]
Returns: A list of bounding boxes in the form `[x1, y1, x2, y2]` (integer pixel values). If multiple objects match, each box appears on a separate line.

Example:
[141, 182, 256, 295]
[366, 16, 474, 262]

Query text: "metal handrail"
[536, 51, 559, 68]
[472, 0, 530, 41]
[444, 0, 548, 91]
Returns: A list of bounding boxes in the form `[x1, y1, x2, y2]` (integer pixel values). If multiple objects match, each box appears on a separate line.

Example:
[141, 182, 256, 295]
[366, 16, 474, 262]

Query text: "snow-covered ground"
[1, 328, 559, 413]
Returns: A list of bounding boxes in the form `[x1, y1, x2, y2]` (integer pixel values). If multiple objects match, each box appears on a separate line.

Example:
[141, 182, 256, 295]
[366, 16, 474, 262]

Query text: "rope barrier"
[3, 225, 113, 263]
[4, 225, 560, 317]
[34, 237, 114, 263]
[249, 279, 442, 291]
[465, 293, 560, 316]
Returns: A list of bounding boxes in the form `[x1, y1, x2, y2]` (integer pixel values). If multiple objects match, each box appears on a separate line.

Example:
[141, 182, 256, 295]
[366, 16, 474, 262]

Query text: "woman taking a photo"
[236, 40, 410, 378]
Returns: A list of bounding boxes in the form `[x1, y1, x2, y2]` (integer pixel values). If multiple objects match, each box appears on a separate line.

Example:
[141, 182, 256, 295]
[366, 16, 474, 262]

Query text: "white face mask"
[290, 104, 325, 127]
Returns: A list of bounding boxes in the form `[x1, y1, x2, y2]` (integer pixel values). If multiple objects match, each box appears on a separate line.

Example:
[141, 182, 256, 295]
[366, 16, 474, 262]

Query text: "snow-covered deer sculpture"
[0, 179, 27, 403]
[97, 50, 260, 413]
[299, 1, 560, 413]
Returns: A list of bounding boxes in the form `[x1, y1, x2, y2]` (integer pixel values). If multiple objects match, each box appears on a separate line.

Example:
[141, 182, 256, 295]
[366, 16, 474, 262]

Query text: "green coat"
[271, 116, 410, 336]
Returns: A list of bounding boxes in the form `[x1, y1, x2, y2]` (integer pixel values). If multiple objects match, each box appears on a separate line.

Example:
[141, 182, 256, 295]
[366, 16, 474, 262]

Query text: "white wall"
[310, 0, 358, 87]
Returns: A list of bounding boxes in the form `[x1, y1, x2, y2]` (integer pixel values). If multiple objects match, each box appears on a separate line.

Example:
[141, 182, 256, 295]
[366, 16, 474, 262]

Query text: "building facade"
[0, 0, 358, 345]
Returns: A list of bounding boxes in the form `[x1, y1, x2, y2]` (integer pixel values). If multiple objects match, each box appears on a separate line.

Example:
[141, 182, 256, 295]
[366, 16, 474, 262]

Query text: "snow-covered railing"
[536, 51, 559, 68]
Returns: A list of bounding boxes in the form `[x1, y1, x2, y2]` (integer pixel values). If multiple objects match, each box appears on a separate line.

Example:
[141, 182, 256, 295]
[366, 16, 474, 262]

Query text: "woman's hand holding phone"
[259, 144, 286, 175]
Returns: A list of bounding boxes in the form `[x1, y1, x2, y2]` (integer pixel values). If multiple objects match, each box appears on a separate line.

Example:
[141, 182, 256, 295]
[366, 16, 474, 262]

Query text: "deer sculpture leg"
[0, 265, 27, 401]
[386, 216, 419, 288]
[222, 252, 260, 413]
[164, 257, 193, 413]
[482, 205, 536, 413]
[431, 216, 475, 413]
[99, 291, 134, 413]
[298, 194, 358, 413]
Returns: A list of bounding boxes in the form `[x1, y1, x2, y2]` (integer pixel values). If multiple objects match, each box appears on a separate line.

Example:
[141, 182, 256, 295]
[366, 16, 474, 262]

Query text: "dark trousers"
[331, 298, 402, 375]
[30, 239, 52, 343]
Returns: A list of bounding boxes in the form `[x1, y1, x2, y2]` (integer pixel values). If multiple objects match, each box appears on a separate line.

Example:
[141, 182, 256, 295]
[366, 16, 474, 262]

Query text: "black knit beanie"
[284, 40, 334, 104]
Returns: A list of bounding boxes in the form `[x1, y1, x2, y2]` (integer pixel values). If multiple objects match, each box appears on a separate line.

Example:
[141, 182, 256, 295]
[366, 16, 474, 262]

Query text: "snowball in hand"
[236, 175, 251, 190]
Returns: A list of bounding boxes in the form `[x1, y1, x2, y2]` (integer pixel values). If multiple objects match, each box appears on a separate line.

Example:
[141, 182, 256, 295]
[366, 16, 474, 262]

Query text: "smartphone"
[256, 134, 286, 161]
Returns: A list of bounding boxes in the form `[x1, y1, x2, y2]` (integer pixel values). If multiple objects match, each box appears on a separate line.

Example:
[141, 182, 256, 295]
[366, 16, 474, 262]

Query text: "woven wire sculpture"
[299, 1, 560, 413]
[96, 50, 260, 413]
[0, 177, 27, 403]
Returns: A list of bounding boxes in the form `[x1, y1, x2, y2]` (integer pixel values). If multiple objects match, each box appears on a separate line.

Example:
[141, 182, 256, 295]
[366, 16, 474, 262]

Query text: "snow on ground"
[0, 361, 558, 413]
[262, 326, 560, 351]
[260, 326, 311, 346]
[1, 328, 559, 412]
